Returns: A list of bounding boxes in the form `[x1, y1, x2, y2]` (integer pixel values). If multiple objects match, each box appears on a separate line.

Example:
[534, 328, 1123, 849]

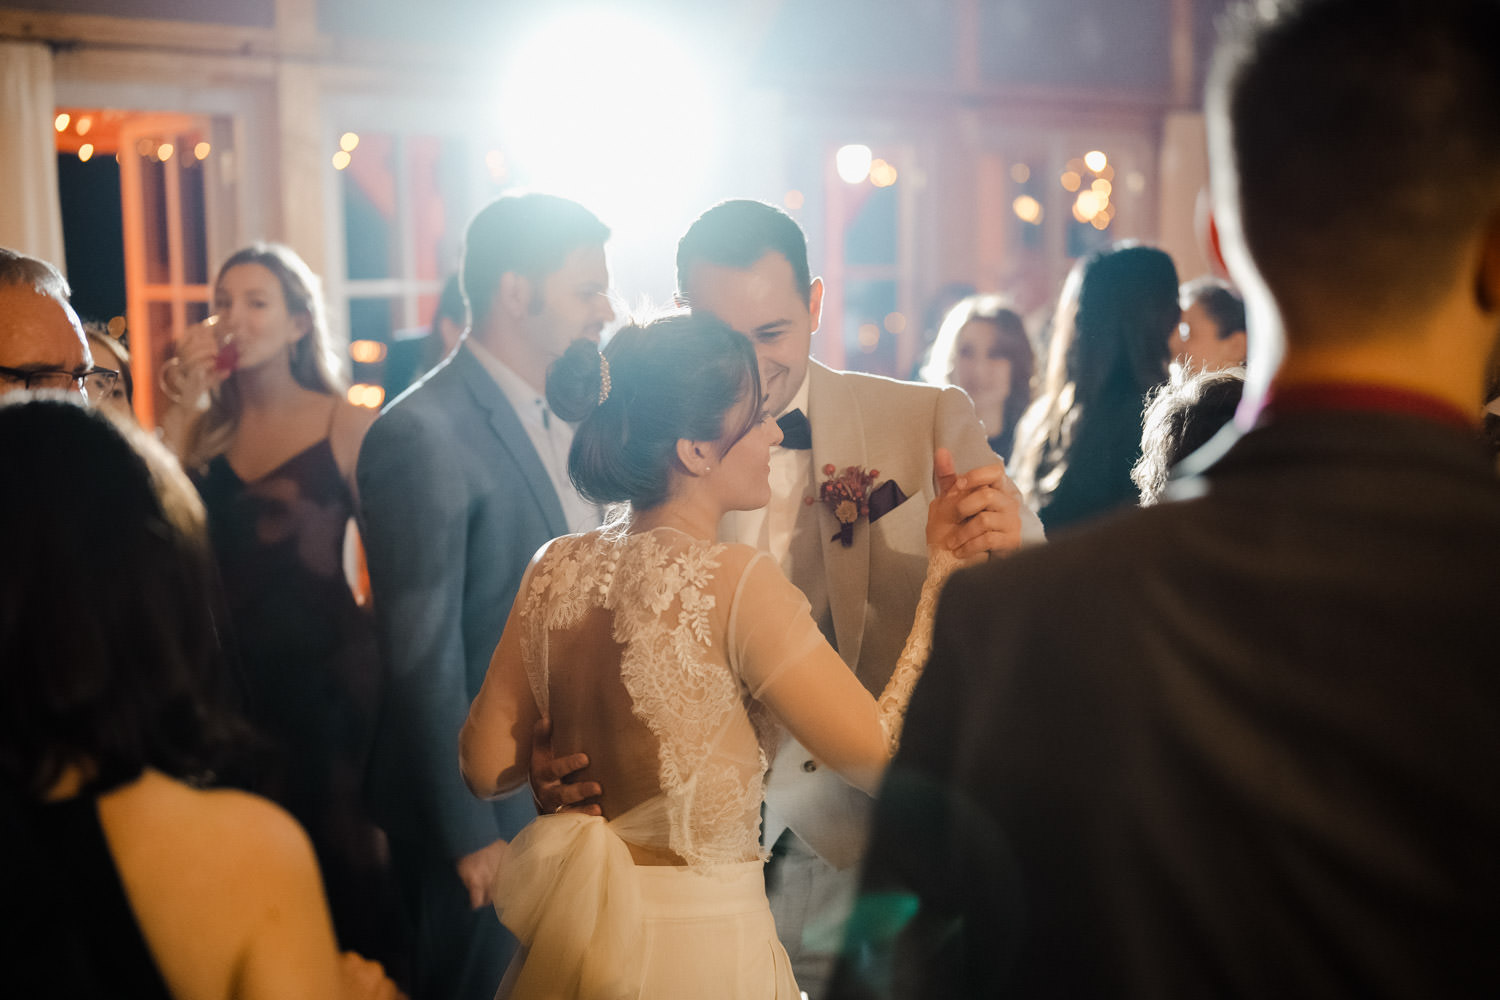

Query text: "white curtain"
[0, 42, 66, 270]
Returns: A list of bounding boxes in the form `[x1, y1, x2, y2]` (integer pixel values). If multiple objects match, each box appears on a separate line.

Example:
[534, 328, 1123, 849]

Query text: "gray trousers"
[765, 829, 859, 1000]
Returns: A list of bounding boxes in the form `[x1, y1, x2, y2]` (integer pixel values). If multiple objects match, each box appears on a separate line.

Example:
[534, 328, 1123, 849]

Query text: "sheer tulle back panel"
[545, 607, 667, 827]
[521, 530, 785, 866]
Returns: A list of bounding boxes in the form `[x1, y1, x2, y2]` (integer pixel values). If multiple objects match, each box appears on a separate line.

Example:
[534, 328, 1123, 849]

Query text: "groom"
[675, 199, 1045, 997]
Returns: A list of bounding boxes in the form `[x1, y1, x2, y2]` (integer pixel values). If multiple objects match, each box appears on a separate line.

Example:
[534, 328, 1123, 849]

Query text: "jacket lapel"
[807, 361, 869, 671]
[453, 347, 570, 538]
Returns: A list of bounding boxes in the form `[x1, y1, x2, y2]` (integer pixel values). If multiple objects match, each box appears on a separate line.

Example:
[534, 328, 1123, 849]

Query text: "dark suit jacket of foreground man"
[832, 408, 1500, 999]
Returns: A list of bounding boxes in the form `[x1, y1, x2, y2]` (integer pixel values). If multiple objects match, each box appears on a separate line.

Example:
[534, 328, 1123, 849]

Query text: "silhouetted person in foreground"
[833, 0, 1500, 996]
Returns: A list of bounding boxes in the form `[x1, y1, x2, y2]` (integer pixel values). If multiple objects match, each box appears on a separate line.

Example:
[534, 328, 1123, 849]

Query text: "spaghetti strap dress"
[194, 415, 401, 967]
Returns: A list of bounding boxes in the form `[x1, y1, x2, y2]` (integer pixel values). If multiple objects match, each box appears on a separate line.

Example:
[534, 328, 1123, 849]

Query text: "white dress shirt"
[728, 374, 813, 576]
[465, 340, 602, 534]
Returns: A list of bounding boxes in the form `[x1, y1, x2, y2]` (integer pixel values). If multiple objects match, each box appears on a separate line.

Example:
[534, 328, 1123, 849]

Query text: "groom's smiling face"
[683, 251, 824, 418]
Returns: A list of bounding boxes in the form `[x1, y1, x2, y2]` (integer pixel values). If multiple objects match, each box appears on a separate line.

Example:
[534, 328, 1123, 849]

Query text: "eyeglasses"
[0, 365, 120, 404]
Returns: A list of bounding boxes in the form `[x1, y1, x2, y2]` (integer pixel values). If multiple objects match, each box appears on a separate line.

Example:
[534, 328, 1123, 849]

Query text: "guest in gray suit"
[357, 193, 613, 1000]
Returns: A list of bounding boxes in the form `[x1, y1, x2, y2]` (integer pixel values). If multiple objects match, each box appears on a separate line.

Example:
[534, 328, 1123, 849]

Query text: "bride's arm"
[460, 559, 544, 800]
[736, 467, 980, 791]
[875, 452, 1009, 750]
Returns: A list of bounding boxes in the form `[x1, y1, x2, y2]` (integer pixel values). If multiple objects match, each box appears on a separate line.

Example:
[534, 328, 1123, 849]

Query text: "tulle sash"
[491, 796, 671, 1000]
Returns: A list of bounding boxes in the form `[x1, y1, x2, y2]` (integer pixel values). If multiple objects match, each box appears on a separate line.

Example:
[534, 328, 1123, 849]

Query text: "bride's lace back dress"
[495, 526, 824, 997]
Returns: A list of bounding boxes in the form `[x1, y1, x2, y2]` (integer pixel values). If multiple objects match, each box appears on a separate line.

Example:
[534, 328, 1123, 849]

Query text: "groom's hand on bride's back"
[530, 716, 603, 816]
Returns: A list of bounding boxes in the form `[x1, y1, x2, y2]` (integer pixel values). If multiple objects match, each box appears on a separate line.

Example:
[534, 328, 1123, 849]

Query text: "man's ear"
[674, 438, 712, 475]
[1224, 329, 1249, 366]
[808, 277, 825, 335]
[497, 272, 533, 319]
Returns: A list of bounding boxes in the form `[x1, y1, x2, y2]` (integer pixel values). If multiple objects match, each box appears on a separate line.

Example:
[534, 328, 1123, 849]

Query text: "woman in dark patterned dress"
[162, 243, 401, 971]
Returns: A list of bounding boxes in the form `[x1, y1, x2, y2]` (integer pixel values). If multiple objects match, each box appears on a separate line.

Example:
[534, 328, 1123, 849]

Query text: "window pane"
[179, 151, 209, 286]
[843, 279, 899, 378]
[845, 186, 899, 269]
[406, 135, 469, 284]
[140, 153, 169, 285]
[343, 132, 399, 281]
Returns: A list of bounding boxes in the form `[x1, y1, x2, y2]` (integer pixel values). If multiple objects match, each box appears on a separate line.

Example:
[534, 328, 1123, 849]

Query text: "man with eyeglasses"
[0, 247, 117, 405]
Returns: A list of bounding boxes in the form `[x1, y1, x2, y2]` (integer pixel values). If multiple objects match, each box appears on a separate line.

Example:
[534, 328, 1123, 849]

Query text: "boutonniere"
[814, 464, 879, 547]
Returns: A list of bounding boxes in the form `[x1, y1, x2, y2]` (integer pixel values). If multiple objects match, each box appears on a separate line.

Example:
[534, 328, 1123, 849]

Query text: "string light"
[836, 144, 873, 185]
[54, 113, 70, 132]
[1013, 195, 1043, 224]
[340, 132, 360, 152]
[784, 189, 805, 211]
[347, 384, 385, 408]
[349, 340, 388, 364]
[332, 150, 352, 170]
[1084, 150, 1108, 172]
[78, 143, 94, 163]
[195, 141, 212, 160]
[75, 116, 92, 136]
[157, 143, 174, 162]
[1010, 163, 1031, 184]
[869, 159, 899, 187]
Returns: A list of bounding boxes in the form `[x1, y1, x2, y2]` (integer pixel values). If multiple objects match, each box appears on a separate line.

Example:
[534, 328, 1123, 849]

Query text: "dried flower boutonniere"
[814, 464, 879, 547]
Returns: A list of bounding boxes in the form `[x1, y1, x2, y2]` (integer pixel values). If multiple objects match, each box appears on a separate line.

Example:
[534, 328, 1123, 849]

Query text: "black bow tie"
[777, 408, 812, 449]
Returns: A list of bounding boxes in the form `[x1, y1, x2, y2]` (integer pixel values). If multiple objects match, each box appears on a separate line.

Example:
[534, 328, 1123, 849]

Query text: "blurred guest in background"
[908, 280, 978, 380]
[1131, 365, 1245, 505]
[84, 322, 135, 422]
[1175, 276, 1247, 370]
[0, 247, 110, 405]
[921, 295, 1035, 461]
[0, 395, 399, 1000]
[382, 274, 465, 399]
[159, 242, 399, 973]
[1009, 242, 1178, 532]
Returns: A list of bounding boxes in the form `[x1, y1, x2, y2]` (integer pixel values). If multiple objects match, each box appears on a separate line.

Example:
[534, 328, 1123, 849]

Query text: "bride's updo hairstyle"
[547, 313, 760, 510]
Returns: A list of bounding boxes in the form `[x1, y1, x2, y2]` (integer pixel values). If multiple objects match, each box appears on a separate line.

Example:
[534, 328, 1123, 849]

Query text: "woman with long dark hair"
[1010, 243, 1179, 532]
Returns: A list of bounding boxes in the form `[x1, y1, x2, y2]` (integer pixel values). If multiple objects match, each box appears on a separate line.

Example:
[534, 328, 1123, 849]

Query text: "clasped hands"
[928, 446, 1026, 561]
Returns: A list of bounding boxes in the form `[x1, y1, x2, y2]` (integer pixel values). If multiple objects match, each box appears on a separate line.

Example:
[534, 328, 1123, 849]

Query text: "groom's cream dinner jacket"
[723, 360, 1045, 869]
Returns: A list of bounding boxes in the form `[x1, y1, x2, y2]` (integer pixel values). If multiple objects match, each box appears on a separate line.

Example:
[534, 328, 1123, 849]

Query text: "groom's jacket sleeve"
[357, 404, 501, 860]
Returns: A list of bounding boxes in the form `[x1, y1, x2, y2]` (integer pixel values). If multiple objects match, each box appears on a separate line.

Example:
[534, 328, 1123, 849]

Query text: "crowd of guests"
[3, 0, 1499, 996]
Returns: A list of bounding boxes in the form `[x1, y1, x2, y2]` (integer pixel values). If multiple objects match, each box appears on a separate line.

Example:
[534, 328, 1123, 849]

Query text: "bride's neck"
[630, 481, 723, 541]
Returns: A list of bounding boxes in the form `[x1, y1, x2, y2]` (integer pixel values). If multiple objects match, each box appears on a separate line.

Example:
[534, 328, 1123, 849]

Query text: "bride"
[460, 313, 981, 999]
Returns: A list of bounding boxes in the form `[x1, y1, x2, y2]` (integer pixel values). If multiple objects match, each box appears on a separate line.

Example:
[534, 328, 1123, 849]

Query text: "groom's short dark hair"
[676, 200, 813, 306]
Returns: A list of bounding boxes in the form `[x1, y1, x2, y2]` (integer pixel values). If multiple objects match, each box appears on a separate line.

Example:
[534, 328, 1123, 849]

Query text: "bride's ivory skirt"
[493, 813, 799, 999]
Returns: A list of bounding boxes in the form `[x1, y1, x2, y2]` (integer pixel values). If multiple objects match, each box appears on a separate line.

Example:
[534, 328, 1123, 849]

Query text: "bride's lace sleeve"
[876, 545, 963, 755]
